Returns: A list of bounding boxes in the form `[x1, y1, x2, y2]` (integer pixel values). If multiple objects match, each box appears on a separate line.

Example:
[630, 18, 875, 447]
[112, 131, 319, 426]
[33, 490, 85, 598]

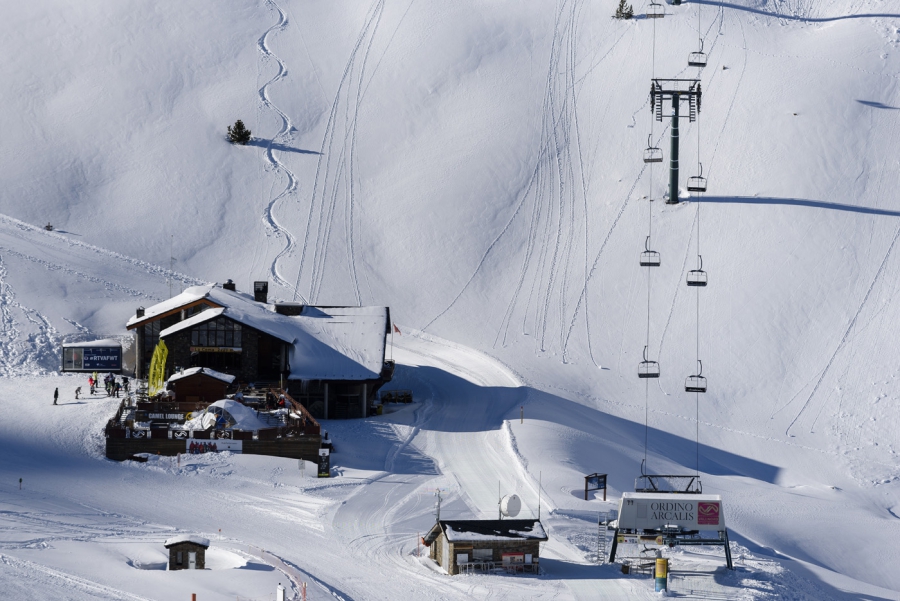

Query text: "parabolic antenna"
[499, 494, 521, 518]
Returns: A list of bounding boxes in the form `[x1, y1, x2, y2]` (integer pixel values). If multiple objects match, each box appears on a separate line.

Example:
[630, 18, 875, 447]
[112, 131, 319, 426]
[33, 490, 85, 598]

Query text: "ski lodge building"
[126, 281, 394, 419]
[423, 519, 548, 575]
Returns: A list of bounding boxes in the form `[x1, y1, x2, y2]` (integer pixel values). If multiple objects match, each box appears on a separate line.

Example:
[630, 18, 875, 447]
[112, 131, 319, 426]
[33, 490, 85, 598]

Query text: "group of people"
[54, 372, 131, 405]
[264, 391, 287, 410]
[188, 441, 218, 454]
[85, 372, 129, 397]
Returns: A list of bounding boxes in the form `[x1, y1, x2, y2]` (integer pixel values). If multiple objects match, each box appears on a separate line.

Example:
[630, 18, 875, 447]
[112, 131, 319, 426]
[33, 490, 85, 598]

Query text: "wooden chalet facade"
[164, 535, 209, 570]
[126, 281, 394, 419]
[166, 367, 234, 405]
[423, 520, 548, 575]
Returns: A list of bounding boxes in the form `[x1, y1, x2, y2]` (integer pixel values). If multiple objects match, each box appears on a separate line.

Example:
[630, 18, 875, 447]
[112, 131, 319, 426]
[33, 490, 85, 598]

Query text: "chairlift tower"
[650, 79, 702, 204]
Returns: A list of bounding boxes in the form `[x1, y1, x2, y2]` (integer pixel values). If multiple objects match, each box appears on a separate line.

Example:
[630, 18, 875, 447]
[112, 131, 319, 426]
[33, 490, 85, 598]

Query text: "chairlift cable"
[643, 4, 660, 471]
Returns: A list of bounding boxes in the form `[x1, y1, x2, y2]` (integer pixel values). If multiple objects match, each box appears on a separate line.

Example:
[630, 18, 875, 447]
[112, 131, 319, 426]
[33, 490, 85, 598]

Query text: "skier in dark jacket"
[53, 388, 58, 405]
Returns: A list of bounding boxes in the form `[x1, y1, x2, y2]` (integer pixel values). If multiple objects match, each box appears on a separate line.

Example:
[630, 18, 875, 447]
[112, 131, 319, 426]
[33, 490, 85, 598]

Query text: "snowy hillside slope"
[2, 0, 900, 597]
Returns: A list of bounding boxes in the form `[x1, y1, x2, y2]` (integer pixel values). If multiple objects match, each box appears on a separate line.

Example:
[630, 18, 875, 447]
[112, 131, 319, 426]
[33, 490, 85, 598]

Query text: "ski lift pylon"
[640, 236, 661, 267]
[685, 360, 707, 393]
[643, 134, 663, 163]
[687, 163, 707, 193]
[647, 2, 665, 18]
[639, 346, 660, 379]
[686, 255, 708, 287]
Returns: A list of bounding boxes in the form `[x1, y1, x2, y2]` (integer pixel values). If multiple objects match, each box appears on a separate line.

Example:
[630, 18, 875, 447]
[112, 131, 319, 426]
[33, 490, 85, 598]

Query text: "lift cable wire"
[643, 6, 659, 471]
[694, 50, 703, 478]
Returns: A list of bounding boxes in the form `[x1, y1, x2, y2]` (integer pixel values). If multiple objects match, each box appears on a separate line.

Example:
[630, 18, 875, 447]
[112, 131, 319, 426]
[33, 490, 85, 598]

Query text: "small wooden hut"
[166, 367, 235, 405]
[164, 535, 209, 570]
[423, 519, 547, 575]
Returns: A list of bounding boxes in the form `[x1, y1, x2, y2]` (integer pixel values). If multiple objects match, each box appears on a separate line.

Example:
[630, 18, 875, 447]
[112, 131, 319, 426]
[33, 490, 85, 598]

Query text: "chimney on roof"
[254, 281, 268, 304]
[223, 279, 236, 292]
[136, 307, 145, 318]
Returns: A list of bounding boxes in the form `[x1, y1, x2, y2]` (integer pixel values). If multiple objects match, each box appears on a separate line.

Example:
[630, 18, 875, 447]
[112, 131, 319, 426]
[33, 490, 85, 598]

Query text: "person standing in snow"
[75, 386, 81, 400]
[115, 381, 121, 398]
[53, 388, 58, 405]
[122, 376, 129, 393]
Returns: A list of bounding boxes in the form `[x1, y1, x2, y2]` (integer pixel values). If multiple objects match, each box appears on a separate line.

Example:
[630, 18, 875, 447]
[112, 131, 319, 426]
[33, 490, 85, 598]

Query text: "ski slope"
[1, 0, 900, 598]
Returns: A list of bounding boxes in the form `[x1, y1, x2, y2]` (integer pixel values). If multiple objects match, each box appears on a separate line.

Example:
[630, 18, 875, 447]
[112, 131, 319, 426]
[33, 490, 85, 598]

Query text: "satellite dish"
[499, 494, 521, 518]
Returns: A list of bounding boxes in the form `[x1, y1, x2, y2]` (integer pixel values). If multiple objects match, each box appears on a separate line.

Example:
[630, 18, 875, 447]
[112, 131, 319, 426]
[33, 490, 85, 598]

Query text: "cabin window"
[176, 551, 183, 565]
[190, 318, 242, 348]
[473, 548, 492, 560]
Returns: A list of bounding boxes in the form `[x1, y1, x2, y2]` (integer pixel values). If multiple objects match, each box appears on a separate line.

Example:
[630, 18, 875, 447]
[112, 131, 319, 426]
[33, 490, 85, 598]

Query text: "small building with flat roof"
[164, 535, 209, 570]
[166, 367, 235, 405]
[61, 339, 122, 373]
[423, 519, 548, 575]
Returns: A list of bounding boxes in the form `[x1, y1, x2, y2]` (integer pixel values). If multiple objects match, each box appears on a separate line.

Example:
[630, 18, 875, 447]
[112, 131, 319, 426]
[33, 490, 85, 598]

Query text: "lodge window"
[190, 318, 242, 348]
[176, 551, 183, 565]
[473, 548, 493, 560]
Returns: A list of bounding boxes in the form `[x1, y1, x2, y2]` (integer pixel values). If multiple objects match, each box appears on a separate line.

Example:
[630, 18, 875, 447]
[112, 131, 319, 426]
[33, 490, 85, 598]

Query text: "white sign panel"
[185, 439, 243, 454]
[616, 492, 725, 532]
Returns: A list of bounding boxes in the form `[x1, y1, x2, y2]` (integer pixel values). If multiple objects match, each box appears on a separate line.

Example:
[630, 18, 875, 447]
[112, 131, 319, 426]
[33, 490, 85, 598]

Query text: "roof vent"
[253, 281, 268, 304]
[136, 307, 145, 318]
[223, 279, 236, 291]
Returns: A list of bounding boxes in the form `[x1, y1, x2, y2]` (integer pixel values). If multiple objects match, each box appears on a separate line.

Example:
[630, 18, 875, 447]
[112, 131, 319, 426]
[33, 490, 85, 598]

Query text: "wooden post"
[520, 406, 523, 424]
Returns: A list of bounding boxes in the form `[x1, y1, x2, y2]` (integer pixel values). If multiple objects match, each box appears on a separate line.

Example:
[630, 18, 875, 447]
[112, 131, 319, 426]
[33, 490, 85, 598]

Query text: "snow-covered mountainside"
[2, 0, 899, 598]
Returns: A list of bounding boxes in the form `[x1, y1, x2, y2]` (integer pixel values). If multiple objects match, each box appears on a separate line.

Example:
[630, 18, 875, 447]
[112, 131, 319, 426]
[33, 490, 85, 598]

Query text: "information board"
[83, 347, 122, 370]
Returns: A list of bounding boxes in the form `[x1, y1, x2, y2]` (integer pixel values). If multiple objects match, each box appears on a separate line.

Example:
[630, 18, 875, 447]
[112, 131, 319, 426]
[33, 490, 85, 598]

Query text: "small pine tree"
[614, 0, 634, 19]
[227, 119, 252, 145]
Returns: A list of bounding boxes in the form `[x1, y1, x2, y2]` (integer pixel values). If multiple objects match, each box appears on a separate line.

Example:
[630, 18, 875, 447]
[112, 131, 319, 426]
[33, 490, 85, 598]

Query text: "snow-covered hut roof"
[62, 338, 122, 348]
[167, 367, 235, 384]
[424, 520, 548, 545]
[164, 534, 210, 548]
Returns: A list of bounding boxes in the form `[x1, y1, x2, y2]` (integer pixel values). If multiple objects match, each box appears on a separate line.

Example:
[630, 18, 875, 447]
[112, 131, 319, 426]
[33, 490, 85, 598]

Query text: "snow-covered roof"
[167, 367, 235, 384]
[164, 534, 210, 548]
[158, 307, 227, 338]
[148, 285, 388, 380]
[286, 307, 389, 380]
[62, 338, 122, 348]
[425, 520, 548, 544]
[126, 285, 220, 328]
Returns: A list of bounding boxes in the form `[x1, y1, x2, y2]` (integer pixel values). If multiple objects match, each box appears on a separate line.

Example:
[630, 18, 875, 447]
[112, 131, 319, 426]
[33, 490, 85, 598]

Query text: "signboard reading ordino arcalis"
[616, 492, 725, 532]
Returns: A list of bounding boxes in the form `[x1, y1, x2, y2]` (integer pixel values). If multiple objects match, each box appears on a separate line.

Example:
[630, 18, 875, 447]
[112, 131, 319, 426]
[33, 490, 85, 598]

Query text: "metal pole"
[669, 94, 680, 204]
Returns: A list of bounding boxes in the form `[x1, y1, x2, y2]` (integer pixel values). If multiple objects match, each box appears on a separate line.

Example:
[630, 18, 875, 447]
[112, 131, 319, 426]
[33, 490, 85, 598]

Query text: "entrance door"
[188, 552, 196, 569]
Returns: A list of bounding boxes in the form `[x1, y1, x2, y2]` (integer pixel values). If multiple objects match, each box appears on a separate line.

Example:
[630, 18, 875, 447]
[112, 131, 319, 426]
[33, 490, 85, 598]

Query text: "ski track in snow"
[0, 214, 202, 291]
[296, 0, 384, 305]
[257, 0, 300, 298]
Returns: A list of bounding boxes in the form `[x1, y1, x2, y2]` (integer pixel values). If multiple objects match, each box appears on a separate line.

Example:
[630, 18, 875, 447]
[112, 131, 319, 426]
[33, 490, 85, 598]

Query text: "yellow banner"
[148, 340, 168, 396]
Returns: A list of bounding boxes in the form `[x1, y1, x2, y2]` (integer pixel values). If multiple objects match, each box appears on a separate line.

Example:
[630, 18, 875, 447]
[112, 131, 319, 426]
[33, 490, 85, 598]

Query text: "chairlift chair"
[647, 2, 665, 18]
[686, 255, 708, 287]
[643, 135, 663, 163]
[688, 40, 707, 68]
[639, 346, 660, 379]
[687, 163, 707, 193]
[640, 236, 661, 267]
[685, 360, 707, 393]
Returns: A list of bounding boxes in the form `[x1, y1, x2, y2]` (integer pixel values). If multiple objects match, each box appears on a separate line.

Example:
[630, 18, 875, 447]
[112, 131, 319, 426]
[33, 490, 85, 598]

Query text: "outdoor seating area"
[380, 389, 413, 403]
